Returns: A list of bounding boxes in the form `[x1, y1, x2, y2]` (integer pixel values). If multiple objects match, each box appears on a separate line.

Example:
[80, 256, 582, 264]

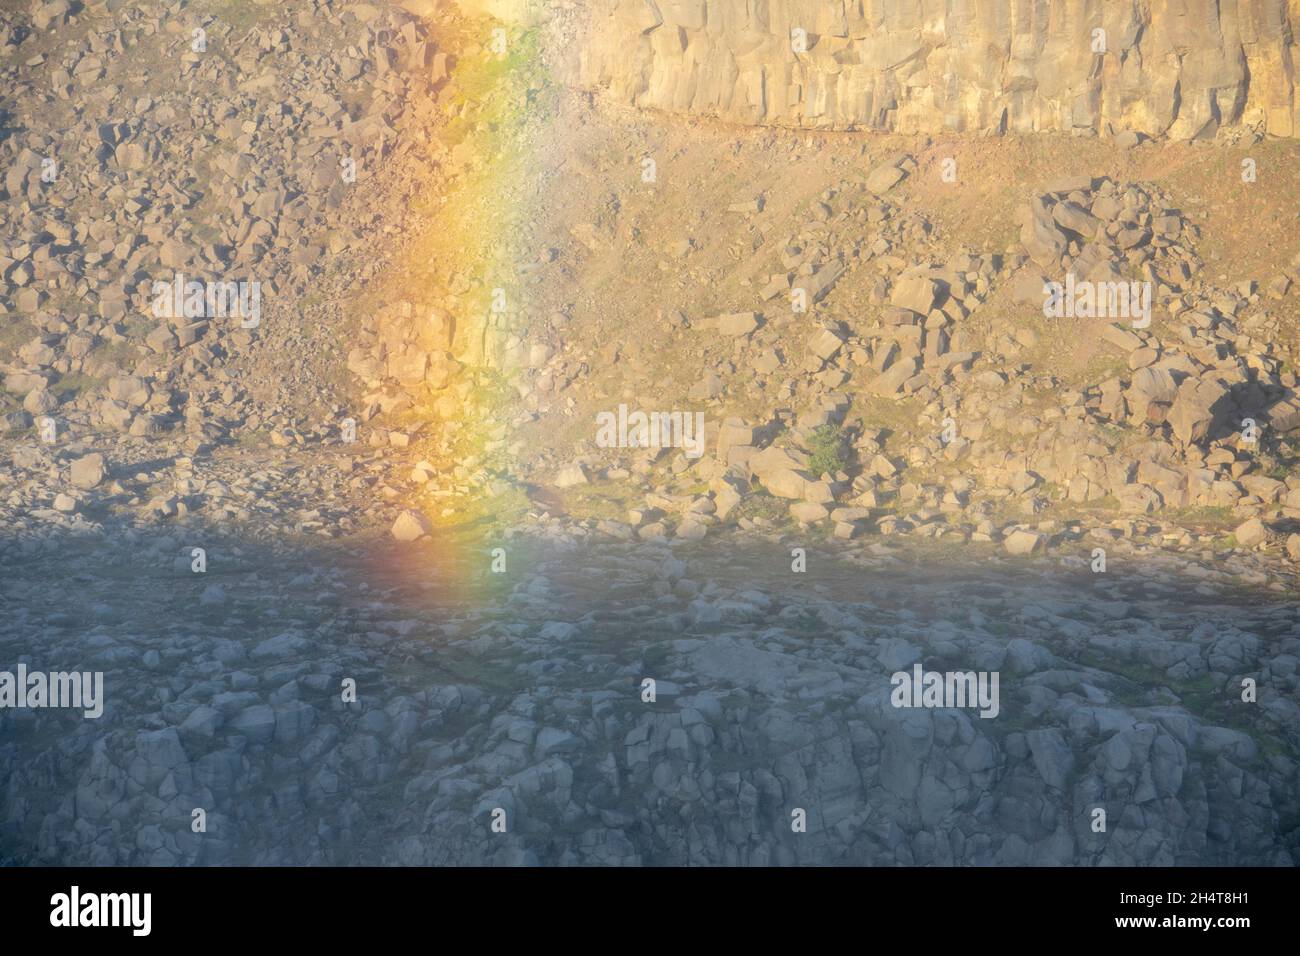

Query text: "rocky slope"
[1, 0, 450, 445]
[1, 0, 1298, 869]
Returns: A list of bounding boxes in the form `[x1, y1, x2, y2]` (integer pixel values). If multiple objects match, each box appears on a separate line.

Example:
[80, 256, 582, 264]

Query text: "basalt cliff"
[545, 0, 1300, 140]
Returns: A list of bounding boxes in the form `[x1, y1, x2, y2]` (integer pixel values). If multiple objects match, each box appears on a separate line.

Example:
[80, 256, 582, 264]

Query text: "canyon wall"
[553, 0, 1300, 140]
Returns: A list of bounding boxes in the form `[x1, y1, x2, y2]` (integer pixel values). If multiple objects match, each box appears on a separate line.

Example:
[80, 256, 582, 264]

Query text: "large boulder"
[1051, 201, 1102, 239]
[716, 312, 759, 337]
[1003, 529, 1046, 556]
[1168, 378, 1229, 445]
[69, 453, 106, 490]
[554, 463, 589, 488]
[108, 375, 151, 408]
[749, 446, 813, 500]
[1020, 198, 1067, 268]
[1127, 366, 1179, 422]
[890, 276, 940, 315]
[866, 160, 908, 194]
[1265, 393, 1300, 433]
[871, 357, 919, 396]
[1234, 517, 1268, 548]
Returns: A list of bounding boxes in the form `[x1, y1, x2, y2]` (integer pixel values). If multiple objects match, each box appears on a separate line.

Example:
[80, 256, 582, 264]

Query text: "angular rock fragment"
[1020, 198, 1067, 268]
[391, 509, 432, 542]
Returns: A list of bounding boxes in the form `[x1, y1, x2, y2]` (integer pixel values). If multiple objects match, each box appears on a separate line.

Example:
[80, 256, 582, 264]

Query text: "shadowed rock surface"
[2, 527, 1296, 865]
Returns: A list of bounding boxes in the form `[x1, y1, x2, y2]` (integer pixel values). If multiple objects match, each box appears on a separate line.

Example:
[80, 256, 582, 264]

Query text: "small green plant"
[52, 373, 101, 399]
[1263, 459, 1292, 480]
[806, 425, 850, 477]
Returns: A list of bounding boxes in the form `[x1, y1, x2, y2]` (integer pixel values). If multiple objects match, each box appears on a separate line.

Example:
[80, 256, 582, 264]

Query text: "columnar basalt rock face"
[559, 0, 1300, 140]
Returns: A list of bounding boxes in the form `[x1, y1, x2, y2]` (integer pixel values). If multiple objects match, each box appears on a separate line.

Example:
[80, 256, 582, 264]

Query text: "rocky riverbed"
[2, 519, 1296, 866]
